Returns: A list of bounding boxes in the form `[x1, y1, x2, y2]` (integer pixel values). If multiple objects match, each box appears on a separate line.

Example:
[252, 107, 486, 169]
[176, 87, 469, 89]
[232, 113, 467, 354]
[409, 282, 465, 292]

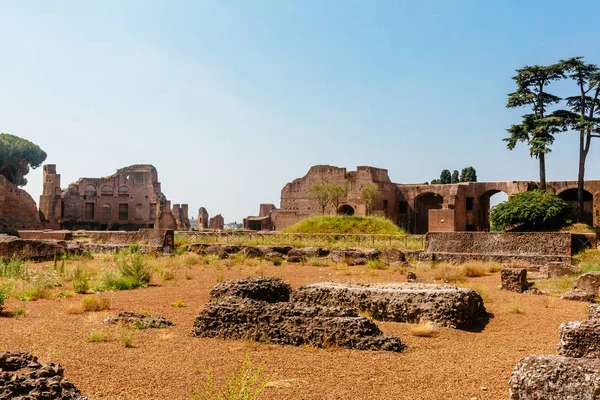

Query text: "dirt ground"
[0, 262, 588, 400]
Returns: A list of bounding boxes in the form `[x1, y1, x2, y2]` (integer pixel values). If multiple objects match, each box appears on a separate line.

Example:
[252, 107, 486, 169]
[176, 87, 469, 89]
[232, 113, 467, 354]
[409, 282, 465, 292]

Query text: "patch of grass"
[118, 327, 134, 348]
[81, 295, 111, 312]
[88, 329, 108, 343]
[12, 307, 28, 318]
[366, 259, 386, 270]
[0, 256, 27, 278]
[271, 257, 283, 266]
[162, 270, 176, 281]
[191, 354, 269, 400]
[71, 266, 90, 294]
[116, 250, 151, 287]
[309, 258, 324, 267]
[96, 271, 146, 291]
[283, 215, 404, 234]
[505, 302, 523, 314]
[410, 321, 438, 337]
[216, 266, 224, 283]
[430, 263, 466, 283]
[0, 286, 8, 313]
[181, 252, 202, 267]
[532, 276, 577, 298]
[171, 299, 186, 308]
[462, 262, 489, 277]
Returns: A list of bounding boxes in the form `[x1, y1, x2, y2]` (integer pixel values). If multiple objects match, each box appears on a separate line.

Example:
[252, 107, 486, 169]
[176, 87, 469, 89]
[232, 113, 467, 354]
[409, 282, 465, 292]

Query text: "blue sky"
[2, 0, 600, 222]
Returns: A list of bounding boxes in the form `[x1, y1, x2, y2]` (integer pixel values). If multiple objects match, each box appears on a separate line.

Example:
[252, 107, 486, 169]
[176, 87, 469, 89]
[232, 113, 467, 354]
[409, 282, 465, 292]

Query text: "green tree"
[490, 190, 571, 231]
[361, 183, 380, 215]
[459, 166, 477, 182]
[430, 179, 441, 184]
[555, 57, 600, 222]
[310, 182, 331, 215]
[327, 183, 347, 213]
[440, 169, 452, 184]
[505, 64, 566, 190]
[451, 170, 459, 184]
[0, 134, 47, 186]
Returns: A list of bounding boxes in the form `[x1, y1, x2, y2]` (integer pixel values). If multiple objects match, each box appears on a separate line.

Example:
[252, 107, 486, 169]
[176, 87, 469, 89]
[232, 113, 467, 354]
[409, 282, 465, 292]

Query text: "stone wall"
[421, 232, 572, 265]
[78, 228, 174, 249]
[0, 175, 41, 234]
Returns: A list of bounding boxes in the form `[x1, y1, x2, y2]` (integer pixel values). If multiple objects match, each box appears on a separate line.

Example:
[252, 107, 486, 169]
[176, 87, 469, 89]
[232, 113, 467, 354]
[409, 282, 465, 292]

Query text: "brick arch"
[414, 192, 444, 234]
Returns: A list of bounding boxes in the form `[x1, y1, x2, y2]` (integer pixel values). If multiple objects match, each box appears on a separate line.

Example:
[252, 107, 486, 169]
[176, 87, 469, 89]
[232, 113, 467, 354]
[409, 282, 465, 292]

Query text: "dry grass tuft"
[82, 295, 111, 312]
[410, 321, 438, 337]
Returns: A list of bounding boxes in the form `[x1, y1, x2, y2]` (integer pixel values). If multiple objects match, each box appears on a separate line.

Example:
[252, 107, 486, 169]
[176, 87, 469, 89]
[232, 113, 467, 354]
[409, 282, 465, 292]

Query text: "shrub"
[271, 257, 283, 266]
[462, 262, 488, 277]
[0, 286, 8, 313]
[118, 327, 134, 348]
[191, 354, 269, 400]
[366, 259, 386, 270]
[13, 308, 28, 318]
[88, 329, 108, 343]
[117, 251, 151, 287]
[0, 256, 27, 278]
[82, 295, 111, 312]
[490, 190, 572, 231]
[171, 299, 186, 308]
[71, 266, 90, 294]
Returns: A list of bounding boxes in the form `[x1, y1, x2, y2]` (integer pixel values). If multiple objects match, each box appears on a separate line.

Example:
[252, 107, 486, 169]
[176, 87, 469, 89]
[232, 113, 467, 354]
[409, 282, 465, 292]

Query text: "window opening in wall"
[149, 203, 156, 220]
[399, 201, 408, 214]
[85, 203, 95, 219]
[101, 186, 114, 197]
[383, 200, 388, 216]
[119, 204, 128, 220]
[118, 187, 130, 198]
[466, 197, 474, 211]
[135, 204, 143, 220]
[102, 204, 111, 219]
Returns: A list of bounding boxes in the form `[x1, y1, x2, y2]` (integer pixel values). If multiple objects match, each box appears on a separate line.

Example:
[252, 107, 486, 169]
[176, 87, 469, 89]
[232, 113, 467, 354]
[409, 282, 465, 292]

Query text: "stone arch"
[84, 185, 96, 197]
[557, 188, 594, 225]
[101, 186, 114, 197]
[118, 186, 130, 198]
[478, 189, 509, 231]
[414, 192, 443, 234]
[338, 204, 355, 216]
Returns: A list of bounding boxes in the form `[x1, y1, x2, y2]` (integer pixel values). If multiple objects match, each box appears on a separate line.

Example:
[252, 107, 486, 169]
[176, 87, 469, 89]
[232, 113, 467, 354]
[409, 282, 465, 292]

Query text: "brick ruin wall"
[0, 175, 41, 234]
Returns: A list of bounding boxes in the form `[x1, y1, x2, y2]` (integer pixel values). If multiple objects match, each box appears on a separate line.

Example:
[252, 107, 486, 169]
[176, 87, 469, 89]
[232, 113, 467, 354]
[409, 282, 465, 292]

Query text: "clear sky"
[2, 0, 600, 222]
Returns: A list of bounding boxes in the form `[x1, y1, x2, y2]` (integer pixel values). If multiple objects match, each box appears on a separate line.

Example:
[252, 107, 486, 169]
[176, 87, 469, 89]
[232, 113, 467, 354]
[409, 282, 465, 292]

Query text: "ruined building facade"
[172, 204, 191, 230]
[0, 175, 41, 234]
[39, 164, 182, 231]
[245, 165, 600, 234]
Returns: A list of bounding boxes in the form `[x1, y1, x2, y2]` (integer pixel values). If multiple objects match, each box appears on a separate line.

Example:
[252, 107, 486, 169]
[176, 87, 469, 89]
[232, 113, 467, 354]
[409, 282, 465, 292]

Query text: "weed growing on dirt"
[366, 259, 386, 270]
[410, 321, 438, 337]
[118, 327, 134, 348]
[71, 266, 90, 294]
[12, 307, 28, 318]
[88, 329, 108, 343]
[216, 266, 224, 283]
[191, 354, 269, 400]
[0, 256, 27, 278]
[271, 257, 283, 266]
[82, 295, 111, 312]
[171, 299, 186, 308]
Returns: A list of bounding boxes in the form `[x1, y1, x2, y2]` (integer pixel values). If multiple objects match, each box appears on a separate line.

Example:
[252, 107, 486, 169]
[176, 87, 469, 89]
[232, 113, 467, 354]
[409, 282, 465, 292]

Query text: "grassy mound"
[283, 215, 404, 235]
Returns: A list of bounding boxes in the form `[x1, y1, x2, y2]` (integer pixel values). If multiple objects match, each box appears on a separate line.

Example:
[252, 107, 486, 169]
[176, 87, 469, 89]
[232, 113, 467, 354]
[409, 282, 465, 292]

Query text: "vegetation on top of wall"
[282, 215, 404, 235]
[490, 190, 572, 231]
[0, 133, 47, 186]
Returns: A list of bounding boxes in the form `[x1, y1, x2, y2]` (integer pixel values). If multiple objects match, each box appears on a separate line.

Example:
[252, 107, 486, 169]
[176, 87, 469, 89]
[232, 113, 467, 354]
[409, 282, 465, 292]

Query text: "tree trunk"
[539, 153, 547, 191]
[578, 133, 587, 222]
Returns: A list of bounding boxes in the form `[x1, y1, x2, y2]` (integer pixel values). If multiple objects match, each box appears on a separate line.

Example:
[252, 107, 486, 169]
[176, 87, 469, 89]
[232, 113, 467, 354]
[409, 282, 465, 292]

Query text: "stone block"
[561, 289, 596, 302]
[292, 282, 489, 329]
[209, 277, 291, 303]
[287, 247, 329, 262]
[501, 268, 528, 293]
[544, 261, 577, 278]
[589, 304, 600, 320]
[380, 248, 406, 265]
[557, 320, 600, 358]
[509, 355, 600, 400]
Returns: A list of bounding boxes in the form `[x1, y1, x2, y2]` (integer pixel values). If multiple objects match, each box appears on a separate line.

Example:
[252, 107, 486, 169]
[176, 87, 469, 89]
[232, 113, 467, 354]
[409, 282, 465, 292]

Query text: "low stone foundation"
[0, 235, 68, 260]
[209, 277, 291, 303]
[191, 297, 404, 352]
[509, 355, 600, 400]
[0, 351, 87, 400]
[104, 312, 173, 329]
[17, 230, 73, 241]
[76, 229, 174, 251]
[292, 282, 489, 329]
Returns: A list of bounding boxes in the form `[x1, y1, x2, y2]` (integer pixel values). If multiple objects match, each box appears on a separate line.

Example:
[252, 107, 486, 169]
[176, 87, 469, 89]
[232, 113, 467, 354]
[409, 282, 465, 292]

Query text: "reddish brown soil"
[0, 264, 588, 400]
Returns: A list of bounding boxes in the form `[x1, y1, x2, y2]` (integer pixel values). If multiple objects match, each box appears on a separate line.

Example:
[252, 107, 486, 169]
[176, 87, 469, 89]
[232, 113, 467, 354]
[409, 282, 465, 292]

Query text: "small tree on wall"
[361, 183, 380, 215]
[328, 183, 347, 212]
[310, 182, 331, 215]
[459, 166, 477, 182]
[451, 170, 459, 183]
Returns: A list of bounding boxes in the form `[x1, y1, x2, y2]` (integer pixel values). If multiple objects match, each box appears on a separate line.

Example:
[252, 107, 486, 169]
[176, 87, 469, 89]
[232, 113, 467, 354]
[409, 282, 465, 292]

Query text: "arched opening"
[478, 190, 509, 231]
[558, 188, 593, 225]
[415, 193, 443, 234]
[84, 185, 96, 197]
[101, 186, 114, 197]
[118, 186, 130, 198]
[338, 204, 355, 215]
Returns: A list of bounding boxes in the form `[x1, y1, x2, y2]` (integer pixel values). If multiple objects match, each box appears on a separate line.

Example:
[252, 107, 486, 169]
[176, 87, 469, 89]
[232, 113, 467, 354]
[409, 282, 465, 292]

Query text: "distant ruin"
[209, 214, 224, 230]
[39, 164, 185, 231]
[172, 204, 191, 231]
[245, 165, 600, 233]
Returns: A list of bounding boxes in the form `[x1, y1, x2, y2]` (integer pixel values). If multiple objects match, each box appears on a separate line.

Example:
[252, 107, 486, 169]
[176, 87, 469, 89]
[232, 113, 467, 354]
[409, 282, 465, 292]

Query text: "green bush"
[490, 190, 572, 231]
[0, 256, 27, 278]
[0, 286, 9, 313]
[71, 266, 90, 294]
[117, 250, 151, 287]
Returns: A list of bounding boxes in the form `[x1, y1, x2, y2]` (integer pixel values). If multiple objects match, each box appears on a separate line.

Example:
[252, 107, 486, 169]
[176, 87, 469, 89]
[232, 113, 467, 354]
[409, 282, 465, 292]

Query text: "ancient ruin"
[245, 164, 600, 233]
[0, 175, 41, 234]
[39, 164, 183, 231]
[191, 277, 405, 352]
[292, 282, 489, 329]
[0, 351, 87, 400]
[197, 207, 209, 229]
[171, 204, 191, 230]
[208, 214, 224, 230]
[103, 312, 173, 329]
